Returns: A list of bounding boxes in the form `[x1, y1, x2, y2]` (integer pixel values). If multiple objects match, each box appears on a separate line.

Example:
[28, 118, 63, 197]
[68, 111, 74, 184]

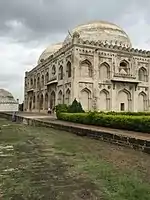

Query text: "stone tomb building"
[24, 21, 150, 112]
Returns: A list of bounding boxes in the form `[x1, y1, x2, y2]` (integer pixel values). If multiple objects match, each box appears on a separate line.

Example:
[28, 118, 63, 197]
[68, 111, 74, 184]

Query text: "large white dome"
[38, 42, 62, 64]
[0, 89, 16, 103]
[63, 21, 132, 47]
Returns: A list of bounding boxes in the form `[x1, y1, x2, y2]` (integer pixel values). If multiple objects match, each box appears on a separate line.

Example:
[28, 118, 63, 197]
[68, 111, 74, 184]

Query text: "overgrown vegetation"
[1, 118, 150, 199]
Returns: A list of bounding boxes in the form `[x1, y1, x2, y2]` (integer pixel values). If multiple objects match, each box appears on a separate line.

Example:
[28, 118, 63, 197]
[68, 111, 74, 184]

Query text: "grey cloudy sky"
[0, 0, 150, 102]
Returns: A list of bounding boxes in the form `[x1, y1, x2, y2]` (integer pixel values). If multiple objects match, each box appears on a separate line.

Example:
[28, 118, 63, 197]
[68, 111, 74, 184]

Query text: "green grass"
[0, 118, 150, 199]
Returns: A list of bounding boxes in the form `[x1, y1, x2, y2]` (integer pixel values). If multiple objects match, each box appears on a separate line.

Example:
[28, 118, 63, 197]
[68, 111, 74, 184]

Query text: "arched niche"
[80, 88, 92, 111]
[117, 89, 132, 111]
[98, 89, 110, 111]
[99, 62, 110, 81]
[138, 91, 148, 111]
[80, 59, 92, 78]
[58, 90, 63, 104]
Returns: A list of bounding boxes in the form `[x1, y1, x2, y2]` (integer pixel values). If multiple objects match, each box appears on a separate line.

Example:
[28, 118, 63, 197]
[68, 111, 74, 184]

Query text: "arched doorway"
[50, 91, 56, 109]
[98, 89, 110, 111]
[80, 88, 92, 111]
[29, 96, 32, 111]
[45, 93, 48, 110]
[40, 94, 44, 110]
[33, 95, 35, 109]
[117, 89, 131, 111]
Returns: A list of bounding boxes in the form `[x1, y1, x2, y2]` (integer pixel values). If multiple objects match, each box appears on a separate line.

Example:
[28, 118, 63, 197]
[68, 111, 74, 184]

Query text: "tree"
[68, 99, 84, 113]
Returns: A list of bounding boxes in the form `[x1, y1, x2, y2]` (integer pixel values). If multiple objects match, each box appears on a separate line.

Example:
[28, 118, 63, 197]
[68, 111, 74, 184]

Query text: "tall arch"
[29, 96, 32, 111]
[37, 76, 40, 87]
[58, 90, 63, 104]
[138, 67, 148, 82]
[117, 89, 132, 111]
[40, 94, 44, 110]
[99, 62, 110, 81]
[34, 78, 36, 88]
[37, 94, 40, 110]
[45, 93, 48, 110]
[33, 95, 35, 109]
[41, 75, 44, 87]
[138, 91, 148, 111]
[50, 91, 56, 109]
[58, 65, 63, 80]
[80, 59, 92, 78]
[80, 88, 92, 111]
[98, 89, 110, 111]
[66, 61, 71, 78]
[66, 89, 71, 105]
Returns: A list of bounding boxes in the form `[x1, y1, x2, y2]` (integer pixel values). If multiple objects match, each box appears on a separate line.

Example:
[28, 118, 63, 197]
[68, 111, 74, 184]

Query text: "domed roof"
[63, 21, 132, 47]
[38, 42, 62, 64]
[0, 89, 16, 103]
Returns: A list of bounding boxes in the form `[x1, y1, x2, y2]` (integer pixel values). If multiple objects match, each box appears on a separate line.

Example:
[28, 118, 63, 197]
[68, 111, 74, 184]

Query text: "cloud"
[0, 0, 150, 102]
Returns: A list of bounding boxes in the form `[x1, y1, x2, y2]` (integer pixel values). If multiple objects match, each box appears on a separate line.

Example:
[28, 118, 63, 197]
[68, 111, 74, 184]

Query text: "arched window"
[34, 78, 36, 88]
[66, 61, 71, 78]
[138, 67, 148, 82]
[52, 65, 56, 76]
[80, 59, 92, 78]
[30, 78, 33, 87]
[58, 65, 63, 80]
[119, 60, 129, 74]
[37, 76, 40, 87]
[45, 72, 49, 83]
[41, 75, 44, 87]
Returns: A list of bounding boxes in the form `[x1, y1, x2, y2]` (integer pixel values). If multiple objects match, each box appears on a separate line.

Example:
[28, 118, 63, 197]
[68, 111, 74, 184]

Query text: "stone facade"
[24, 21, 150, 112]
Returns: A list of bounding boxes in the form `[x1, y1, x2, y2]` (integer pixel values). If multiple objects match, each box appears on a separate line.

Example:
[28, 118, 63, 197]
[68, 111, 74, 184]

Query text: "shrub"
[68, 99, 84, 113]
[102, 111, 150, 116]
[55, 104, 68, 118]
[57, 112, 150, 133]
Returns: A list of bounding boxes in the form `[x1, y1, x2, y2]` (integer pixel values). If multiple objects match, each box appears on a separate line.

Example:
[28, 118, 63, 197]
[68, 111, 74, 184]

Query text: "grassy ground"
[0, 119, 150, 200]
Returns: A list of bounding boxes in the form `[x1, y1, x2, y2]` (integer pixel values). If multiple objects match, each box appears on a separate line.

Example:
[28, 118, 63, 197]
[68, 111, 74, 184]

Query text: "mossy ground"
[0, 118, 150, 199]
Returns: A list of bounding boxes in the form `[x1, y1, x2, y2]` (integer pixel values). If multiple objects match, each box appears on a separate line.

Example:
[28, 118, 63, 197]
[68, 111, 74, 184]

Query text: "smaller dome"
[0, 89, 16, 103]
[38, 42, 62, 64]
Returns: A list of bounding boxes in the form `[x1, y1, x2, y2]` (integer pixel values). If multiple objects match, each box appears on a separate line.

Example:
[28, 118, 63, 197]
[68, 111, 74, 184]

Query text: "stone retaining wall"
[0, 112, 150, 154]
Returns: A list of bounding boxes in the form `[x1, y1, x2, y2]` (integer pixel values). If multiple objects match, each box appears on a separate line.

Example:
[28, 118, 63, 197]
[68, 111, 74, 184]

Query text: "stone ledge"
[0, 112, 150, 154]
